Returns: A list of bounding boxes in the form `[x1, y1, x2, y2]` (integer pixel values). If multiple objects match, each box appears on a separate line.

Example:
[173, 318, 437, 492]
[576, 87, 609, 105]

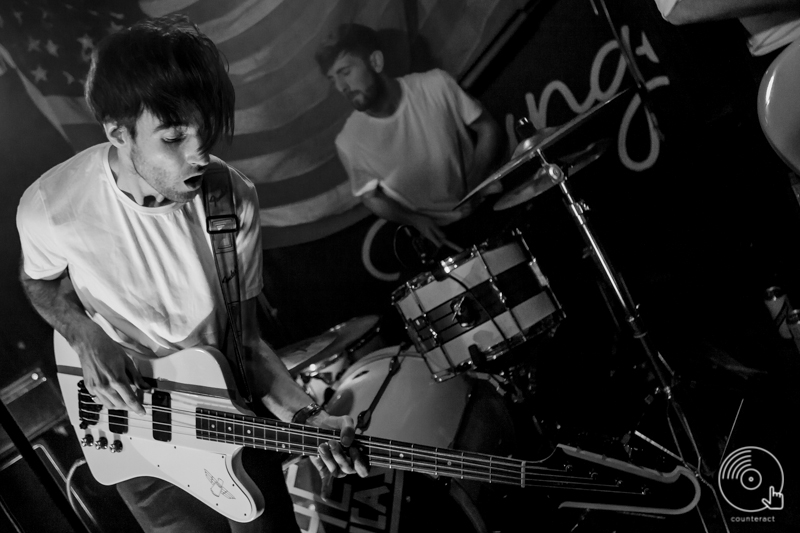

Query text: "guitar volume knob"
[80, 434, 94, 447]
[109, 440, 123, 453]
[94, 437, 108, 450]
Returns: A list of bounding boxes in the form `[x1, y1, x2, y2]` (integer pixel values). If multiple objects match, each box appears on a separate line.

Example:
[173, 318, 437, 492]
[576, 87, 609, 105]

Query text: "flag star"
[63, 71, 76, 85]
[31, 66, 47, 83]
[13, 11, 22, 25]
[77, 34, 94, 50]
[0, 15, 4, 29]
[46, 40, 59, 57]
[40, 9, 52, 20]
[109, 12, 125, 20]
[108, 21, 123, 34]
[27, 36, 41, 52]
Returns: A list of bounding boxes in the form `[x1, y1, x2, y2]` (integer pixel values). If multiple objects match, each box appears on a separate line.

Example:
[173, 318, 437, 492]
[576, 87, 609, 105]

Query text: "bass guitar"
[54, 331, 700, 523]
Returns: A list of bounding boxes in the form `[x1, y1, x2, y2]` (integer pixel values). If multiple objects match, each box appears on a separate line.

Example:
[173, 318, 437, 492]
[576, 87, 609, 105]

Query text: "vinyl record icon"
[719, 446, 784, 512]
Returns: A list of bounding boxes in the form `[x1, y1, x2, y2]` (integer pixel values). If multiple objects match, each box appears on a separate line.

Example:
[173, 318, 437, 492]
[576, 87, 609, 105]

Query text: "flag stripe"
[222, 115, 346, 181]
[196, 0, 283, 45]
[254, 156, 347, 207]
[47, 95, 94, 125]
[259, 180, 358, 226]
[221, 94, 349, 162]
[234, 68, 332, 134]
[217, 1, 326, 70]
[62, 123, 107, 152]
[139, 0, 200, 18]
[261, 204, 370, 249]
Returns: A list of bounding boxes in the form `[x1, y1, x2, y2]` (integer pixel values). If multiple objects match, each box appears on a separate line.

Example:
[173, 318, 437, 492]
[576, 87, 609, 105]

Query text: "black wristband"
[292, 402, 323, 424]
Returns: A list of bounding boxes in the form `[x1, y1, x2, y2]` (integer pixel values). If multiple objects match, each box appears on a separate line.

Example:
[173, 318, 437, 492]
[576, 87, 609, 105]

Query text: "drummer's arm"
[361, 188, 446, 247]
[465, 110, 503, 193]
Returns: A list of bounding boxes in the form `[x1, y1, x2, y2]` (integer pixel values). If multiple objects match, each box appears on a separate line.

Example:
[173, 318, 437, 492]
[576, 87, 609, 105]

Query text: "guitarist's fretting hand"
[76, 323, 149, 416]
[308, 411, 369, 496]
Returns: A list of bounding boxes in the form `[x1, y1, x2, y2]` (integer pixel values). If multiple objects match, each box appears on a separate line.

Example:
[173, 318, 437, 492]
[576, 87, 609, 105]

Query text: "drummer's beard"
[349, 72, 385, 113]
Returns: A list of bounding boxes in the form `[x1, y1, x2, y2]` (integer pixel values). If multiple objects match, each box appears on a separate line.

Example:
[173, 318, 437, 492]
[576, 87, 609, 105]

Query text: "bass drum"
[324, 346, 518, 532]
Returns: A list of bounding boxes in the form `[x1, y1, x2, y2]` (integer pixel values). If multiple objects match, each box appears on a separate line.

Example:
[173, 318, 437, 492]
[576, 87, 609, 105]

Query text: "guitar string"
[76, 407, 640, 492]
[79, 403, 550, 474]
[77, 400, 636, 484]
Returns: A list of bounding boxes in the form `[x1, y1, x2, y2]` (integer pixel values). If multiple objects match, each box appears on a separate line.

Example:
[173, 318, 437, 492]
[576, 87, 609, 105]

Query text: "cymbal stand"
[533, 149, 705, 474]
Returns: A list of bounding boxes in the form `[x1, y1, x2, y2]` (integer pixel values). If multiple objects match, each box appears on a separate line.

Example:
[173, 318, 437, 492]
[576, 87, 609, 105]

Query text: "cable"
[65, 458, 100, 531]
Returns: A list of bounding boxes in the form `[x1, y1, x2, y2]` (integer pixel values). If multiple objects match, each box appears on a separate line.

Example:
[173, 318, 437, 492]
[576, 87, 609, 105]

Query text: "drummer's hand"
[411, 215, 446, 249]
[308, 412, 370, 496]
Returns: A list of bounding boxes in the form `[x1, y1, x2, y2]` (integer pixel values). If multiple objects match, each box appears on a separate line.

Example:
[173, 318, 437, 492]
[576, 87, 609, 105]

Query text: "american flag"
[1, 0, 526, 245]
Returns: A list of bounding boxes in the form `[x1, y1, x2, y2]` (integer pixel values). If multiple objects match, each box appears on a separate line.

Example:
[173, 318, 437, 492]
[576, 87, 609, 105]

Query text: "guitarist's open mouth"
[184, 175, 203, 189]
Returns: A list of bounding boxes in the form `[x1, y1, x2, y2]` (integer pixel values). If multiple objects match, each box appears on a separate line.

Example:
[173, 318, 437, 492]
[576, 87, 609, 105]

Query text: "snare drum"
[392, 230, 564, 381]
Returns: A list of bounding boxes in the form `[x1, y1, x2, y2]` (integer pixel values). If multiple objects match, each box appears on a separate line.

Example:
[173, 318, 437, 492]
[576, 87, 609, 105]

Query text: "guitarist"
[15, 14, 368, 533]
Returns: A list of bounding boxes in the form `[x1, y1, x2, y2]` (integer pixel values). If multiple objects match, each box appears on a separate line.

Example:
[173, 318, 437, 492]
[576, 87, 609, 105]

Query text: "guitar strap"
[203, 169, 253, 404]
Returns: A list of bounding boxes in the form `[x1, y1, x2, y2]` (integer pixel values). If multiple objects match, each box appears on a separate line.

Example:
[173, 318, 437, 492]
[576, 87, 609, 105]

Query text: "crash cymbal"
[493, 139, 610, 211]
[278, 316, 380, 376]
[458, 88, 630, 207]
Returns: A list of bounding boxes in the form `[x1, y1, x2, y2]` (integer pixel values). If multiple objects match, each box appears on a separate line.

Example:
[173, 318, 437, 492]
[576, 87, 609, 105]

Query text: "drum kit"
[278, 88, 704, 531]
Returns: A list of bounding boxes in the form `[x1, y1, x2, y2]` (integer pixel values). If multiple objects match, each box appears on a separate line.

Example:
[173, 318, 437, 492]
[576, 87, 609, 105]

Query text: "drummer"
[315, 23, 505, 256]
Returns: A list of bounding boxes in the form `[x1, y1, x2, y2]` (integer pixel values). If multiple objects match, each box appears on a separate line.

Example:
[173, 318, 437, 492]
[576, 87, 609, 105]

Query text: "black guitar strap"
[203, 168, 253, 403]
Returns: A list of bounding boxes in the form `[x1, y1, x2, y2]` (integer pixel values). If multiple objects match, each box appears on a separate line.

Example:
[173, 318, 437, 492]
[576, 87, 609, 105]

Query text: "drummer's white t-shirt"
[335, 69, 483, 225]
[16, 143, 263, 357]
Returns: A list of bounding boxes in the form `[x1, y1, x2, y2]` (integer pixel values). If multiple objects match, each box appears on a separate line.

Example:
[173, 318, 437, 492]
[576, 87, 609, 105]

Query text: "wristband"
[292, 402, 323, 424]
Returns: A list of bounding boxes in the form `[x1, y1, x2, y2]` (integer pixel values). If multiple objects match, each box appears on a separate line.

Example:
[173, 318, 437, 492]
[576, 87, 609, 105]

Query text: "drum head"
[325, 347, 472, 448]
[279, 315, 381, 376]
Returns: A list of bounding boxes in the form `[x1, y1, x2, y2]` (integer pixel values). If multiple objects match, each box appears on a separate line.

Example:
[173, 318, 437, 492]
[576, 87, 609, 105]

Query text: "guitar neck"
[197, 408, 613, 491]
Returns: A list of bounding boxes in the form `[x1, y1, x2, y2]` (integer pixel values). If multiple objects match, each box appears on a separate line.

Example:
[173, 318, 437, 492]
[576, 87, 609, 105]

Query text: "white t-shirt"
[16, 143, 263, 357]
[335, 69, 483, 225]
[654, 0, 800, 56]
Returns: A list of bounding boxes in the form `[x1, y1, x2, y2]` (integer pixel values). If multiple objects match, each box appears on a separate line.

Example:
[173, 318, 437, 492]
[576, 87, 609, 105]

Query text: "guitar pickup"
[108, 409, 128, 434]
[152, 391, 172, 442]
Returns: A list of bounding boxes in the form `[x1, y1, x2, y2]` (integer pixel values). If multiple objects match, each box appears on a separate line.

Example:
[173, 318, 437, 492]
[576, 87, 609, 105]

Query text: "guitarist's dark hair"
[85, 14, 234, 155]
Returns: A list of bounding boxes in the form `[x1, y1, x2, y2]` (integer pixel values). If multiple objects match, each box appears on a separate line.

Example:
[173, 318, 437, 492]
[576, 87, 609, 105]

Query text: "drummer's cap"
[315, 23, 381, 75]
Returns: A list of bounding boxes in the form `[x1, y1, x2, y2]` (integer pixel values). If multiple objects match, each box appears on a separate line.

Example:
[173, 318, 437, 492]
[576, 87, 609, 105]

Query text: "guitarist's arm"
[19, 265, 148, 415]
[240, 297, 369, 480]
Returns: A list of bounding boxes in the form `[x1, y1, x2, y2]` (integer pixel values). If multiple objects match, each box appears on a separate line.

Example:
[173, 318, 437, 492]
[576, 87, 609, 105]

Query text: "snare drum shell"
[392, 234, 564, 380]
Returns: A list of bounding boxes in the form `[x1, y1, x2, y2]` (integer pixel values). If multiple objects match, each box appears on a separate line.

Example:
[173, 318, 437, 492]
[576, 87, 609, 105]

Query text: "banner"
[0, 0, 527, 238]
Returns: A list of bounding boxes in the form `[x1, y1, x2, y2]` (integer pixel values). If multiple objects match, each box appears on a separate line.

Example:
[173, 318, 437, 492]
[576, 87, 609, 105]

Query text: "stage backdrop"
[3, 0, 794, 346]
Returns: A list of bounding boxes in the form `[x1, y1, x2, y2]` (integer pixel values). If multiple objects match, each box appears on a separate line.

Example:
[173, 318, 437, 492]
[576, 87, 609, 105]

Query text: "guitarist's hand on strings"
[308, 411, 369, 497]
[76, 323, 149, 416]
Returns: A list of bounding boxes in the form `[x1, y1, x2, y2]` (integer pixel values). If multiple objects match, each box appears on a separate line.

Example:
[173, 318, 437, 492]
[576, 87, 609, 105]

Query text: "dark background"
[2, 0, 800, 532]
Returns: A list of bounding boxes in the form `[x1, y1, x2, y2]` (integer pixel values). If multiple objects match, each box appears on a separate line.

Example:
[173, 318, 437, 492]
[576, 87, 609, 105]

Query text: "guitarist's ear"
[103, 120, 130, 149]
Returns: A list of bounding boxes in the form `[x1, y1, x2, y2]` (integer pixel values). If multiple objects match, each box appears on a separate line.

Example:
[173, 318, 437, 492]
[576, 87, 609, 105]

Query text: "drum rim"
[333, 345, 420, 386]
[391, 231, 528, 300]
[441, 232, 525, 272]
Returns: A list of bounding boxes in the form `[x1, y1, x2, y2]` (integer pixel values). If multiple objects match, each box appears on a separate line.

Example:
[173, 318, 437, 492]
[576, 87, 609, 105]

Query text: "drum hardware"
[354, 343, 410, 432]
[490, 109, 709, 506]
[589, 0, 663, 143]
[458, 88, 631, 208]
[277, 315, 387, 404]
[493, 138, 611, 211]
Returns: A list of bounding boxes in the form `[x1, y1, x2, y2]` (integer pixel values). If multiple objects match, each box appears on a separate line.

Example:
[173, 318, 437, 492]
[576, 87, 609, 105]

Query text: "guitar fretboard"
[195, 408, 629, 492]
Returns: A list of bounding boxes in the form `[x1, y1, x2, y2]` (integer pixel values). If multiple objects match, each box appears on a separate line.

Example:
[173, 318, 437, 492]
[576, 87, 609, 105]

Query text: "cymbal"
[493, 139, 610, 211]
[458, 89, 630, 208]
[278, 316, 380, 376]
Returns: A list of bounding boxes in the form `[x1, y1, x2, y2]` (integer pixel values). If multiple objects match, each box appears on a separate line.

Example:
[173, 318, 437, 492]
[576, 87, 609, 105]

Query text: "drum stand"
[532, 151, 707, 477]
